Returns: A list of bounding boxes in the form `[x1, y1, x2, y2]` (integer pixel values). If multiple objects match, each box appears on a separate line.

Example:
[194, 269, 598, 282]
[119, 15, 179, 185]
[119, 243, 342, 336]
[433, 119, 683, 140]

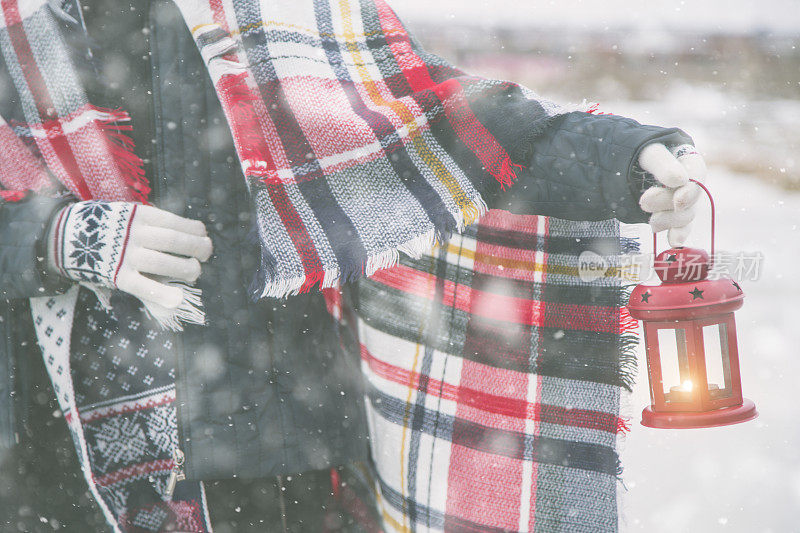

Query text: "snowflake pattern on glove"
[78, 200, 113, 221]
[54, 201, 136, 285]
[70, 229, 105, 270]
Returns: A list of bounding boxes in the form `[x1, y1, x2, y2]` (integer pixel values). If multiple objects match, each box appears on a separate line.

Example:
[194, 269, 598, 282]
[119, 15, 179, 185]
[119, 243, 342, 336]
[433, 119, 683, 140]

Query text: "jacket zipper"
[165, 447, 186, 499]
[1, 305, 18, 446]
[146, 2, 191, 495]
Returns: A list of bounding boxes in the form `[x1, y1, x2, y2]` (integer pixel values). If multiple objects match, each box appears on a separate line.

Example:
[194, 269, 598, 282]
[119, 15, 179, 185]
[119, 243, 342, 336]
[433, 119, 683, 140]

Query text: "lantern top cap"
[628, 277, 743, 320]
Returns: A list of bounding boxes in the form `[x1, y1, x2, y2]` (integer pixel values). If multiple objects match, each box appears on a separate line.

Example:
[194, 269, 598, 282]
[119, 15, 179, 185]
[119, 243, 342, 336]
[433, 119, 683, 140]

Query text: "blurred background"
[391, 1, 799, 532]
[394, 0, 799, 191]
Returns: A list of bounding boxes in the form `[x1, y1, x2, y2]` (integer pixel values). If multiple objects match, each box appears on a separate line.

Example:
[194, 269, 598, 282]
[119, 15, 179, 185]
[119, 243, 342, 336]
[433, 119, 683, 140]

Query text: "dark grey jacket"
[0, 0, 691, 479]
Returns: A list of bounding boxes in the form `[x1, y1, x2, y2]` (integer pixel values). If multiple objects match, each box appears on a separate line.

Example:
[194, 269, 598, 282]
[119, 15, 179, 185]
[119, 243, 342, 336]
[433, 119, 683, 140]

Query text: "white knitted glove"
[48, 201, 213, 330]
[637, 143, 707, 247]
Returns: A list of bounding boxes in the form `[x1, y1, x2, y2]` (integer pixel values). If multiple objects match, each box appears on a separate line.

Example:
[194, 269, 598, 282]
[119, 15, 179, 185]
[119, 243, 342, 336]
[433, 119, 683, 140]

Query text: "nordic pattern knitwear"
[69, 289, 211, 532]
[51, 201, 137, 286]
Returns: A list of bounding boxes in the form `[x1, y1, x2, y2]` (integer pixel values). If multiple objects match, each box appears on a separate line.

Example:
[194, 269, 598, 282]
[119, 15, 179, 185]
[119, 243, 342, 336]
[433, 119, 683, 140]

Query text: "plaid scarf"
[346, 211, 639, 532]
[0, 0, 148, 201]
[170, 0, 575, 298]
[1, 0, 574, 297]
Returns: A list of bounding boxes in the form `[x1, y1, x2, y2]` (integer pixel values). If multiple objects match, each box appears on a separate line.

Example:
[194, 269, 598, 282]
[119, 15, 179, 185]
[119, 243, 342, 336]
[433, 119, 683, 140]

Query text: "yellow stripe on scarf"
[337, 0, 475, 220]
[445, 242, 625, 279]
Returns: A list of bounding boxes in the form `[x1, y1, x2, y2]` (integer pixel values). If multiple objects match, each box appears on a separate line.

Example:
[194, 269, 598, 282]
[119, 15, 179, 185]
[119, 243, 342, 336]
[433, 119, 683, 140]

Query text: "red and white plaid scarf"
[347, 212, 639, 532]
[0, 0, 147, 201]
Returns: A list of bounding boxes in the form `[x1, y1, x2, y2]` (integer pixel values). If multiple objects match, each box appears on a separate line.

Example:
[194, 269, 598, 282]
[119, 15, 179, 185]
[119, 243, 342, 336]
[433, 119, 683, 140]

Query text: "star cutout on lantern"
[666, 254, 677, 262]
[689, 287, 704, 300]
[641, 291, 651, 303]
[732, 281, 742, 291]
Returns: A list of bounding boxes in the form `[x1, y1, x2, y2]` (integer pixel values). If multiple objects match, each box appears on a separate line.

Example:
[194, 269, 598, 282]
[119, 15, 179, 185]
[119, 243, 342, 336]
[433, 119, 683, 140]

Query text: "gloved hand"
[637, 143, 707, 247]
[47, 201, 213, 329]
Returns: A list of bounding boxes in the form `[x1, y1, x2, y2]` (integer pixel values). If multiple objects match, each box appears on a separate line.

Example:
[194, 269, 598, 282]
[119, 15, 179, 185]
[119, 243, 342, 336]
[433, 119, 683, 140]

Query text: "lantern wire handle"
[653, 179, 715, 257]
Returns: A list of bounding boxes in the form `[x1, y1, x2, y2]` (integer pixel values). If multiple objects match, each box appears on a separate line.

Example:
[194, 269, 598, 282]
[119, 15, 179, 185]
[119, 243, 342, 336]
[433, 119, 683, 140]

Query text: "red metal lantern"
[628, 181, 757, 429]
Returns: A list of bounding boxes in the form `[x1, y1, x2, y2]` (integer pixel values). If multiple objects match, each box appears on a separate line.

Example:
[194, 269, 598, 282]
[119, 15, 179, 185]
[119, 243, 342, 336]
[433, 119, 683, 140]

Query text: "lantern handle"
[653, 179, 714, 257]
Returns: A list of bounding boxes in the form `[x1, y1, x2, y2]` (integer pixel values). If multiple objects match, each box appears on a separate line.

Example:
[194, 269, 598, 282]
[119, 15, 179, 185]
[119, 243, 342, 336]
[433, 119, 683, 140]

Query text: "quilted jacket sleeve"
[0, 194, 72, 300]
[485, 111, 694, 224]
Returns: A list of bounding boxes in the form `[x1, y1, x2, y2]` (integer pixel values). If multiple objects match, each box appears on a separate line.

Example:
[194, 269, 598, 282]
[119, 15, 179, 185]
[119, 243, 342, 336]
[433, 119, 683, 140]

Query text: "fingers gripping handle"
[653, 179, 715, 256]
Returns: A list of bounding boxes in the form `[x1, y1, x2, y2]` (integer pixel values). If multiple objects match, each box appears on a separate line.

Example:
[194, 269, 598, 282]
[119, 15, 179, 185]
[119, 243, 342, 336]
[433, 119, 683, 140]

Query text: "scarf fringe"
[11, 105, 149, 202]
[89, 105, 150, 202]
[82, 282, 205, 332]
[619, 306, 639, 334]
[142, 283, 206, 332]
[618, 228, 641, 393]
[620, 236, 640, 254]
[253, 194, 489, 299]
[618, 331, 640, 393]
[496, 158, 524, 190]
[616, 253, 638, 512]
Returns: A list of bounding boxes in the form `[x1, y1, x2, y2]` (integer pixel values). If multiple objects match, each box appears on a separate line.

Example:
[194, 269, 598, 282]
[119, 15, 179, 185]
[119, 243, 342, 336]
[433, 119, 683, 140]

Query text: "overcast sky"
[388, 0, 800, 34]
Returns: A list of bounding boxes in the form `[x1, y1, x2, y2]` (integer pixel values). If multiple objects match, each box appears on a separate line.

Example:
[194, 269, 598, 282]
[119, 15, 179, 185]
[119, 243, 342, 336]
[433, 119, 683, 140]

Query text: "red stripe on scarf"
[430, 78, 521, 188]
[263, 182, 325, 292]
[445, 413, 526, 527]
[362, 344, 622, 433]
[206, 3, 275, 169]
[371, 263, 620, 334]
[209, 0, 229, 30]
[1, 0, 92, 200]
[93, 458, 173, 487]
[0, 190, 26, 201]
[217, 72, 275, 173]
[374, 0, 520, 188]
[42, 123, 92, 199]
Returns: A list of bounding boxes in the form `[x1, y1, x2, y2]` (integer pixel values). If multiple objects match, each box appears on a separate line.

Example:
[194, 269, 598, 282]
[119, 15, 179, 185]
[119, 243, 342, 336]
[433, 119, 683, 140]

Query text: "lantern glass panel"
[701, 323, 733, 399]
[656, 327, 691, 398]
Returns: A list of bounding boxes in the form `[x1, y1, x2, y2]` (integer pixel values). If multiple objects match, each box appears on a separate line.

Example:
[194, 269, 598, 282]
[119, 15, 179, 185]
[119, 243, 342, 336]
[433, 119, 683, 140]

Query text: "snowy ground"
[621, 167, 800, 532]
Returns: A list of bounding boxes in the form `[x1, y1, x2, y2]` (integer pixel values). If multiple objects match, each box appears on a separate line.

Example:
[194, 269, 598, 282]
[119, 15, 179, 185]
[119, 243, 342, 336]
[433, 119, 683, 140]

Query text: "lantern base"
[641, 398, 757, 429]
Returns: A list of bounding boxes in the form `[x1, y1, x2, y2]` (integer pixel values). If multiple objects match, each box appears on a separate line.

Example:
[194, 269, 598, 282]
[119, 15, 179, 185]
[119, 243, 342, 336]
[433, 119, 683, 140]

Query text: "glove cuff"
[53, 201, 138, 286]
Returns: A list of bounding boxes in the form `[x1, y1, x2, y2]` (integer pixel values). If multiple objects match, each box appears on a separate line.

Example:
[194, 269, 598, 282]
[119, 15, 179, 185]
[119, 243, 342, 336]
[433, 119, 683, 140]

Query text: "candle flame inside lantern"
[680, 380, 693, 392]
